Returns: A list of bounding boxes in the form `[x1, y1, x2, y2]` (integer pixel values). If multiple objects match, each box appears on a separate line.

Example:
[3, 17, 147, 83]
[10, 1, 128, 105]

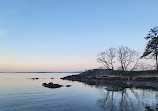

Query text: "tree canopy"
[141, 26, 158, 69]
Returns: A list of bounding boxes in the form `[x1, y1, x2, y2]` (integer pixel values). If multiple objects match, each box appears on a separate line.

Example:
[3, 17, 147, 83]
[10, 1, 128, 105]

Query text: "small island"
[61, 69, 158, 90]
[61, 27, 158, 91]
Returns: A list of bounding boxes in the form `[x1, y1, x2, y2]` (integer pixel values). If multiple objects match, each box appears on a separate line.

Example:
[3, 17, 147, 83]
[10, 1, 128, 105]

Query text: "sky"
[0, 0, 158, 72]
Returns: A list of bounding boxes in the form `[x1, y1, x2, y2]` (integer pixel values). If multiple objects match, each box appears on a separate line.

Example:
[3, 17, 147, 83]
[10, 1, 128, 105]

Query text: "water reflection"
[97, 87, 158, 111]
[0, 73, 158, 111]
[78, 77, 158, 111]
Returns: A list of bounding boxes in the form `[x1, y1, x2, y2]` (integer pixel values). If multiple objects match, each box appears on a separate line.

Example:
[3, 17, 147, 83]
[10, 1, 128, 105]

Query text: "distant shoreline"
[0, 72, 82, 73]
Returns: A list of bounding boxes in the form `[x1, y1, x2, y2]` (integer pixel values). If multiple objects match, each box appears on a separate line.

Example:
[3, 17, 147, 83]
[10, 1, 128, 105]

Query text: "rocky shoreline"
[61, 69, 158, 91]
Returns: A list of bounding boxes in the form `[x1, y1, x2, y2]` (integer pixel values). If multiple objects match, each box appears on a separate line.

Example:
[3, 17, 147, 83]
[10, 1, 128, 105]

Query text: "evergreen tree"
[141, 26, 158, 70]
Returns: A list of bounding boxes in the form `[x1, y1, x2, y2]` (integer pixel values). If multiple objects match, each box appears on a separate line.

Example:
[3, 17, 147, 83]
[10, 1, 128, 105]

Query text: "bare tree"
[105, 48, 116, 69]
[117, 46, 140, 71]
[97, 48, 116, 69]
[130, 52, 140, 71]
[97, 46, 140, 71]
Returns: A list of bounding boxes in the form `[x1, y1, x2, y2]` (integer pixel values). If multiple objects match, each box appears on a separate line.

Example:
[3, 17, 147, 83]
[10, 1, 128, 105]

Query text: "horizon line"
[0, 71, 83, 73]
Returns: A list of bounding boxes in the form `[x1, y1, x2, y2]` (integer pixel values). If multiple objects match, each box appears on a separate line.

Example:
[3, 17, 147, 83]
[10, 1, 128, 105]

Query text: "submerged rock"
[66, 85, 71, 87]
[27, 78, 39, 80]
[42, 82, 63, 89]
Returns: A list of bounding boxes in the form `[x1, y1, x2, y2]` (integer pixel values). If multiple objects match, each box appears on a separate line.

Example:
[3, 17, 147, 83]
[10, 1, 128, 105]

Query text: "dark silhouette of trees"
[97, 46, 140, 71]
[97, 48, 116, 69]
[117, 46, 139, 71]
[141, 26, 158, 70]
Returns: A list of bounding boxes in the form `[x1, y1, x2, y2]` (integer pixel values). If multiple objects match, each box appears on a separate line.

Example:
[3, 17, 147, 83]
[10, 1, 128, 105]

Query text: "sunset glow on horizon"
[0, 0, 158, 72]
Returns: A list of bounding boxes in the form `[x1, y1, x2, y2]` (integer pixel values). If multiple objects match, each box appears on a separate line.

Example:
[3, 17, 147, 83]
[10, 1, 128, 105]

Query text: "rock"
[66, 85, 71, 87]
[42, 83, 47, 87]
[27, 78, 39, 80]
[42, 82, 63, 89]
[51, 78, 54, 79]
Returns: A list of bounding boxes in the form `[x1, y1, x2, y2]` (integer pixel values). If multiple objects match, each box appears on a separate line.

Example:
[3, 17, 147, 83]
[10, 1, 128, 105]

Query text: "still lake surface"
[0, 73, 158, 111]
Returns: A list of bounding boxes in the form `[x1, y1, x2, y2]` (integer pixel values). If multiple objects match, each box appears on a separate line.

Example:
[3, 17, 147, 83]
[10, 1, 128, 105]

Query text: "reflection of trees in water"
[97, 88, 158, 111]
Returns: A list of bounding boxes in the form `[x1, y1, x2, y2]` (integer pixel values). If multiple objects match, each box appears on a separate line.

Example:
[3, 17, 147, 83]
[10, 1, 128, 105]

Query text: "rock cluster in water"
[42, 82, 63, 88]
[42, 82, 72, 89]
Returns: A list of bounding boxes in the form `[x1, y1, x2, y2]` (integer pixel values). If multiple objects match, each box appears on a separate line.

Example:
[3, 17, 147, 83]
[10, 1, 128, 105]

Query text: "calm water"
[0, 73, 158, 111]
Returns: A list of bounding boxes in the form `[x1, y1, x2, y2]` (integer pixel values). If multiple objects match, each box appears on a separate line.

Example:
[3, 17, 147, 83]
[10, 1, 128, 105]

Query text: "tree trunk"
[156, 55, 158, 70]
[156, 51, 158, 70]
[156, 38, 158, 70]
[111, 63, 114, 70]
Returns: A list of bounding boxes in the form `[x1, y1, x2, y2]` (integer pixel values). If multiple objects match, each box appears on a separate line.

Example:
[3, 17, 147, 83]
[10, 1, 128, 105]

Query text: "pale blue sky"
[0, 0, 158, 72]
